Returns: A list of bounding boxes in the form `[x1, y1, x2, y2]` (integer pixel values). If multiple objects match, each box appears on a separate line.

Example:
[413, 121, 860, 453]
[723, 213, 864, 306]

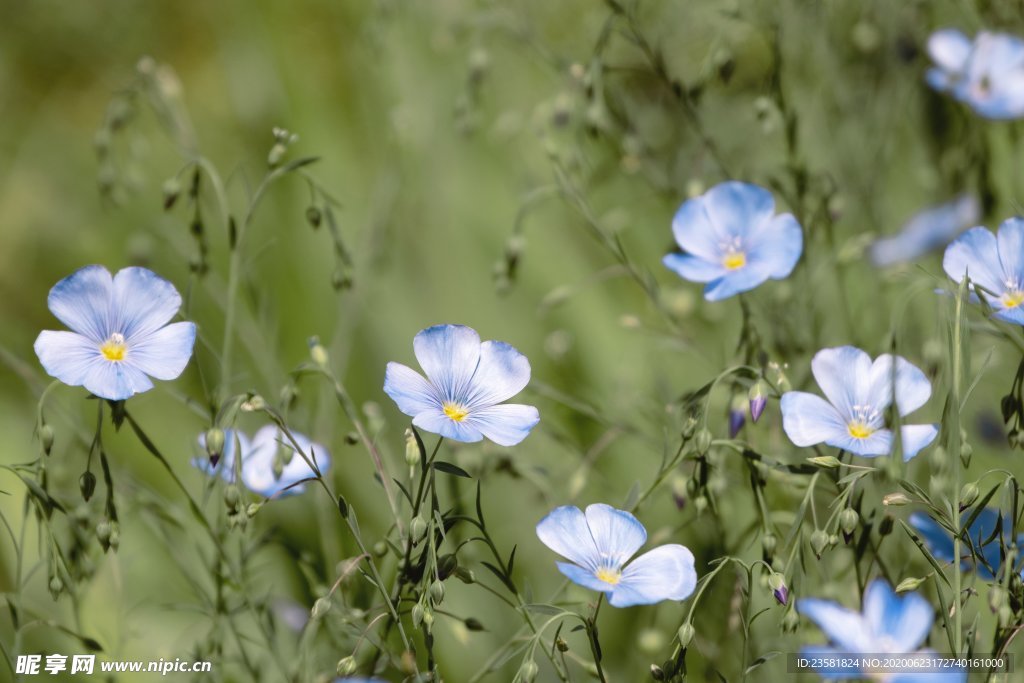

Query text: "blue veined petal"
[799, 645, 863, 679]
[701, 181, 775, 240]
[112, 267, 184, 340]
[242, 426, 328, 497]
[862, 580, 934, 653]
[780, 392, 849, 447]
[609, 544, 696, 607]
[412, 325, 481, 402]
[463, 340, 531, 408]
[869, 195, 979, 267]
[900, 424, 939, 461]
[670, 195, 722, 263]
[796, 598, 875, 654]
[867, 355, 932, 417]
[125, 321, 196, 381]
[997, 217, 1024, 285]
[536, 505, 601, 572]
[908, 512, 956, 564]
[746, 213, 803, 279]
[556, 561, 615, 594]
[928, 29, 972, 75]
[34, 330, 105, 389]
[46, 265, 113, 342]
[584, 504, 647, 568]
[465, 404, 539, 447]
[412, 408, 484, 443]
[384, 362, 441, 417]
[943, 227, 1006, 295]
[825, 428, 893, 458]
[810, 346, 873, 421]
[992, 305, 1024, 325]
[702, 262, 773, 301]
[81, 358, 154, 400]
[662, 253, 727, 283]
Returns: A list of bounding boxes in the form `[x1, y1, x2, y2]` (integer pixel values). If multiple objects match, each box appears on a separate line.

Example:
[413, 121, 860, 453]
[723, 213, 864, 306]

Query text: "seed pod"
[79, 471, 97, 501]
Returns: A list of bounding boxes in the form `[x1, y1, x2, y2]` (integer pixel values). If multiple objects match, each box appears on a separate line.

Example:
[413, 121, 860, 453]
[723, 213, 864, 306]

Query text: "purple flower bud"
[729, 409, 745, 438]
[748, 380, 768, 423]
[773, 584, 789, 606]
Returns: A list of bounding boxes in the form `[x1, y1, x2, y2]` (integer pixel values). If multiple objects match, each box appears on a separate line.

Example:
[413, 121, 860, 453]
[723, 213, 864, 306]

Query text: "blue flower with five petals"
[781, 347, 938, 461]
[535, 504, 697, 607]
[383, 324, 540, 446]
[909, 509, 1024, 581]
[943, 218, 1024, 325]
[927, 29, 1024, 120]
[34, 265, 196, 400]
[194, 426, 329, 498]
[798, 579, 964, 683]
[663, 181, 803, 301]
[869, 194, 979, 267]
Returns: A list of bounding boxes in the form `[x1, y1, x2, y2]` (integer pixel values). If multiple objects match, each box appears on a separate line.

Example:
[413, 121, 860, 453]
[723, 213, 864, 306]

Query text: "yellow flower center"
[722, 252, 747, 270]
[443, 402, 469, 422]
[847, 422, 874, 439]
[595, 567, 621, 585]
[1002, 290, 1024, 309]
[100, 333, 127, 362]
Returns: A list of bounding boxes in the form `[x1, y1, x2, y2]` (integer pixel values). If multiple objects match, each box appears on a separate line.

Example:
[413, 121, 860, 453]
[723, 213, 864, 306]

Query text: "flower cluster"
[927, 29, 1024, 119]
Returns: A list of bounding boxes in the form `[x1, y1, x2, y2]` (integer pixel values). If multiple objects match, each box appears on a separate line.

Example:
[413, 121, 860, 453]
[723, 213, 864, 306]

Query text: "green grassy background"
[2, 0, 1024, 680]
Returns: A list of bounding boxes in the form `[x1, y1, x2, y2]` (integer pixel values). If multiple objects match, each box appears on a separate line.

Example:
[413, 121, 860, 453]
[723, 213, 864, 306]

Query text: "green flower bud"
[694, 428, 712, 456]
[306, 206, 322, 229]
[405, 428, 420, 468]
[410, 516, 428, 542]
[309, 337, 329, 368]
[694, 495, 708, 515]
[989, 585, 1006, 613]
[762, 533, 777, 559]
[224, 485, 241, 510]
[79, 471, 97, 502]
[205, 428, 225, 460]
[517, 659, 538, 683]
[681, 415, 698, 440]
[437, 553, 458, 580]
[49, 576, 64, 597]
[810, 529, 829, 559]
[96, 520, 112, 544]
[650, 664, 666, 681]
[429, 580, 445, 604]
[896, 577, 926, 593]
[39, 424, 55, 455]
[883, 492, 911, 506]
[373, 541, 388, 557]
[336, 656, 357, 676]
[108, 527, 120, 551]
[421, 608, 434, 631]
[782, 608, 800, 633]
[879, 514, 894, 536]
[555, 637, 569, 652]
[959, 481, 980, 510]
[455, 567, 476, 584]
[162, 177, 181, 210]
[411, 603, 424, 628]
[807, 455, 842, 468]
[840, 508, 859, 536]
[677, 622, 695, 648]
[311, 597, 331, 619]
[638, 628, 665, 654]
[246, 502, 261, 518]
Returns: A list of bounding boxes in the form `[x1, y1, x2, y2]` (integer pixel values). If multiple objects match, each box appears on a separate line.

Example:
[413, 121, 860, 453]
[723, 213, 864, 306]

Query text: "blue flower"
[798, 579, 964, 683]
[909, 509, 1024, 581]
[869, 195, 979, 267]
[927, 29, 1024, 119]
[535, 504, 697, 607]
[663, 181, 803, 301]
[780, 347, 938, 461]
[943, 218, 1024, 325]
[194, 426, 329, 498]
[34, 265, 196, 401]
[383, 324, 540, 446]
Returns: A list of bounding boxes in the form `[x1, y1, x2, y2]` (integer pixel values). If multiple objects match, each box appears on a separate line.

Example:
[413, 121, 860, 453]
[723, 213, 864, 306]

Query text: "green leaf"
[433, 461, 472, 478]
[899, 519, 952, 588]
[744, 651, 782, 675]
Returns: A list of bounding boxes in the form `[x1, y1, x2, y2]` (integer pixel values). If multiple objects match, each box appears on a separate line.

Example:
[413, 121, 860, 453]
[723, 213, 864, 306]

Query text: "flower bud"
[748, 381, 768, 423]
[455, 567, 476, 584]
[429, 580, 445, 604]
[411, 603, 424, 628]
[677, 622, 695, 648]
[309, 337, 329, 368]
[999, 604, 1013, 627]
[762, 533, 777, 560]
[728, 395, 746, 439]
[555, 637, 569, 652]
[896, 577, 926, 593]
[437, 553, 458, 580]
[421, 608, 434, 631]
[268, 142, 287, 167]
[807, 455, 842, 468]
[39, 424, 55, 455]
[694, 495, 708, 515]
[246, 503, 261, 518]
[306, 206, 322, 229]
[810, 529, 829, 559]
[96, 520, 112, 545]
[49, 576, 64, 598]
[695, 428, 712, 456]
[311, 597, 331, 619]
[782, 608, 800, 633]
[224, 485, 241, 510]
[410, 516, 427, 542]
[336, 656, 357, 676]
[671, 475, 687, 510]
[960, 441, 973, 466]
[108, 526, 120, 551]
[405, 428, 420, 468]
[650, 664, 666, 681]
[768, 572, 788, 605]
[205, 428, 225, 464]
[883, 492, 911, 506]
[162, 177, 181, 210]
[959, 481, 980, 511]
[517, 659, 538, 683]
[241, 395, 266, 412]
[879, 514, 894, 536]
[681, 415, 698, 440]
[79, 471, 97, 502]
[840, 508, 858, 544]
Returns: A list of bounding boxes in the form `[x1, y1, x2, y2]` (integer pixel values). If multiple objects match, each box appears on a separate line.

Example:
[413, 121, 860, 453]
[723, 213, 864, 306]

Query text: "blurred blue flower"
[781, 347, 938, 461]
[798, 579, 964, 683]
[384, 324, 540, 446]
[663, 181, 802, 301]
[927, 29, 1024, 119]
[909, 509, 1024, 580]
[869, 194, 979, 267]
[194, 426, 329, 498]
[34, 265, 196, 401]
[535, 503, 697, 607]
[943, 218, 1024, 325]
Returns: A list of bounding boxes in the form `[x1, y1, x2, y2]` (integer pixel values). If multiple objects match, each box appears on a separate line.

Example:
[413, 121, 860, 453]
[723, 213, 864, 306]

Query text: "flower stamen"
[722, 252, 747, 270]
[595, 567, 621, 585]
[443, 402, 469, 422]
[100, 333, 127, 362]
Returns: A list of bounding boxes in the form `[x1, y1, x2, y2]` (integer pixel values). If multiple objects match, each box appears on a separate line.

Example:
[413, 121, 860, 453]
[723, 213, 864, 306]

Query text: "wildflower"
[869, 194, 979, 267]
[535, 503, 697, 607]
[663, 181, 802, 301]
[194, 426, 329, 498]
[943, 218, 1024, 325]
[927, 29, 1024, 119]
[383, 324, 540, 446]
[909, 508, 1024, 580]
[798, 579, 965, 682]
[780, 346, 938, 460]
[34, 265, 196, 400]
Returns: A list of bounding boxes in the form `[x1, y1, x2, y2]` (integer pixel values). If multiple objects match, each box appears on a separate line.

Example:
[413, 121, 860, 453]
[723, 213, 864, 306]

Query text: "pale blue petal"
[610, 544, 696, 607]
[412, 324, 482, 402]
[900, 424, 939, 461]
[242, 426, 328, 497]
[908, 512, 956, 564]
[412, 408, 484, 443]
[466, 403, 539, 447]
[46, 265, 113, 342]
[867, 355, 932, 417]
[780, 392, 849, 447]
[536, 505, 600, 571]
[670, 195, 721, 262]
[584, 504, 647, 568]
[810, 346, 873, 420]
[869, 195, 979, 267]
[825, 428, 893, 458]
[384, 362, 441, 417]
[702, 263, 772, 301]
[925, 67, 954, 92]
[662, 253, 726, 283]
[796, 598, 874, 653]
[702, 181, 775, 239]
[993, 305, 1024, 325]
[81, 359, 154, 400]
[943, 227, 1005, 295]
[125, 321, 195, 380]
[862, 580, 934, 652]
[556, 561, 614, 594]
[928, 29, 971, 74]
[112, 267, 184, 340]
[463, 340, 531, 408]
[746, 213, 803, 279]
[997, 217, 1024, 284]
[34, 330, 105, 389]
